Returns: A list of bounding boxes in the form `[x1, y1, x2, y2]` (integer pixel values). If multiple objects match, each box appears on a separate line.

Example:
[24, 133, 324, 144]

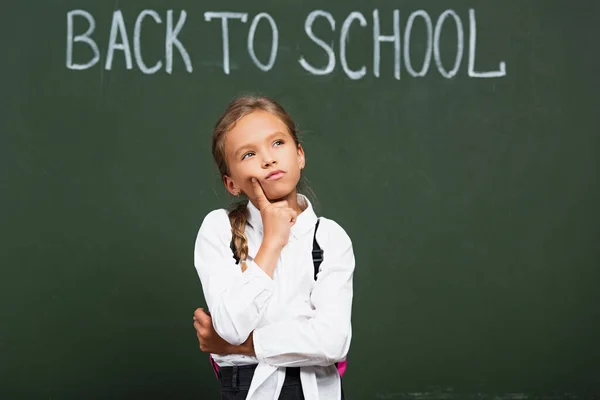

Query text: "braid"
[228, 200, 249, 272]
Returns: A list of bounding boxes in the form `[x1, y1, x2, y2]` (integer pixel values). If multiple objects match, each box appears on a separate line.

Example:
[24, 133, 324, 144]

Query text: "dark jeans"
[218, 364, 345, 400]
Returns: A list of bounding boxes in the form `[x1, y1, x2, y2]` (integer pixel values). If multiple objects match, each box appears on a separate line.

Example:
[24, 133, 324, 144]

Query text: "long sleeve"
[252, 218, 355, 367]
[194, 209, 274, 345]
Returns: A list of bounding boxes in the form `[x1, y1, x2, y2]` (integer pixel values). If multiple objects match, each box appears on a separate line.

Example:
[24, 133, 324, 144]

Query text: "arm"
[194, 210, 277, 345]
[195, 179, 298, 346]
[252, 219, 355, 367]
[193, 308, 256, 356]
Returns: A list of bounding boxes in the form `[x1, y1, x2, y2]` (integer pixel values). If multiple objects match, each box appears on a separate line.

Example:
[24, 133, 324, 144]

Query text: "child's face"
[223, 110, 305, 202]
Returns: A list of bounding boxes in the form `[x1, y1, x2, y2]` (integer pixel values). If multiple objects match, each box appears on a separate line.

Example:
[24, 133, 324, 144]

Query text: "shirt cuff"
[244, 259, 274, 303]
[253, 325, 267, 362]
[244, 259, 273, 281]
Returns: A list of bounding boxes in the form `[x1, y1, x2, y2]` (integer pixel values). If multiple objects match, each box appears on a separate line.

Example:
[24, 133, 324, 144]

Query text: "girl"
[192, 95, 354, 400]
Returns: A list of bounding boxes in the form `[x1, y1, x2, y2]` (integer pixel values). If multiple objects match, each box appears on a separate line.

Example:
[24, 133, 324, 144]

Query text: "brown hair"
[211, 95, 303, 270]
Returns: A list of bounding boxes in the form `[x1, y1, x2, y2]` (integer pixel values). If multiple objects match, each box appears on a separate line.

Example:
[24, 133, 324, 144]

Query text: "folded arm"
[252, 219, 355, 367]
[194, 210, 274, 345]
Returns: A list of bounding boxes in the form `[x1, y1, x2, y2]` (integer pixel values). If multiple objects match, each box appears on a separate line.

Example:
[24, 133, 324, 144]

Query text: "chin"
[265, 183, 296, 201]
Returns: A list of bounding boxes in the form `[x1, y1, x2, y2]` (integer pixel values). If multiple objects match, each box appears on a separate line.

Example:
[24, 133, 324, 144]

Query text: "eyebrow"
[233, 131, 287, 158]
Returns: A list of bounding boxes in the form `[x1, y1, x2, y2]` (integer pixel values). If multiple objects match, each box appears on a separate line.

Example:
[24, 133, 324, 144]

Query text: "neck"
[292, 190, 306, 215]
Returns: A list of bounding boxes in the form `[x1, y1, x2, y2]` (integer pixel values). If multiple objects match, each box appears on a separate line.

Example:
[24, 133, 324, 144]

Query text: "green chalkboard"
[2, 0, 599, 399]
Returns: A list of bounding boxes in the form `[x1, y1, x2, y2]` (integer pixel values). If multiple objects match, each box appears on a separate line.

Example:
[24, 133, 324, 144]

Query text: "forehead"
[225, 110, 291, 154]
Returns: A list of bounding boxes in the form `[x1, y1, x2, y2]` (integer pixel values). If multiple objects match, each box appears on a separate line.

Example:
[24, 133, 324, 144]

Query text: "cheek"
[285, 148, 301, 165]
[238, 171, 259, 193]
[231, 162, 257, 180]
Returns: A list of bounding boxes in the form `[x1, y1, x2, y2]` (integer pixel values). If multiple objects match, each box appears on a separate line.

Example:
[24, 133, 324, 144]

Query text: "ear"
[296, 144, 306, 170]
[223, 175, 241, 196]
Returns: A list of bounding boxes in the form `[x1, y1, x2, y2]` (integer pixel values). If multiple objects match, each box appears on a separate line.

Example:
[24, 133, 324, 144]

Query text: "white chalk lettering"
[433, 10, 463, 78]
[373, 9, 400, 80]
[64, 8, 507, 79]
[204, 12, 248, 75]
[66, 10, 100, 70]
[404, 10, 433, 78]
[299, 10, 336, 75]
[134, 10, 163, 74]
[247, 13, 278, 72]
[166, 10, 193, 74]
[468, 9, 506, 78]
[340, 12, 367, 80]
[105, 11, 132, 70]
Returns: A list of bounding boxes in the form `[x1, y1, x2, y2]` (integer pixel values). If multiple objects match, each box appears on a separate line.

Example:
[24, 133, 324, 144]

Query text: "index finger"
[251, 178, 269, 210]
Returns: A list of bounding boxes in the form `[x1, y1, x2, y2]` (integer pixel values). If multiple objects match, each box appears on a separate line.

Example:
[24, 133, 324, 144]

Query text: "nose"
[263, 155, 277, 168]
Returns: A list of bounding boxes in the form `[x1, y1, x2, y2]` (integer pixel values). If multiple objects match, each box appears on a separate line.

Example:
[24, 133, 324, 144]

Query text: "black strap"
[229, 218, 323, 280]
[312, 218, 323, 280]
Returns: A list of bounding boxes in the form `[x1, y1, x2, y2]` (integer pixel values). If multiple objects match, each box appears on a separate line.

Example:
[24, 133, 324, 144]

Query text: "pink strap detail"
[337, 360, 347, 377]
[209, 355, 220, 378]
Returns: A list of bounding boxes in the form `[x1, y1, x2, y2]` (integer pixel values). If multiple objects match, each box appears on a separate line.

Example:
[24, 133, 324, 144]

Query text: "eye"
[273, 139, 284, 147]
[241, 151, 255, 160]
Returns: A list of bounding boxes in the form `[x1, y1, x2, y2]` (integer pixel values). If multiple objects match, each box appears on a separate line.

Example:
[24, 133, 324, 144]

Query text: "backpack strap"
[312, 218, 323, 280]
[311, 218, 342, 373]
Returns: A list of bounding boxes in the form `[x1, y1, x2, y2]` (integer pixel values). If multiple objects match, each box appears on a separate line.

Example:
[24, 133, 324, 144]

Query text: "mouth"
[265, 170, 285, 180]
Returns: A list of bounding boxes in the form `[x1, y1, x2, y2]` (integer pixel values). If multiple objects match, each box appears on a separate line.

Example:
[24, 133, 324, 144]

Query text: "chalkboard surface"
[2, 1, 599, 399]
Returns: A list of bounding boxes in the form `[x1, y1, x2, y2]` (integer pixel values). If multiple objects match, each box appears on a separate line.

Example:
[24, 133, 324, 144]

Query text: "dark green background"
[2, 1, 599, 399]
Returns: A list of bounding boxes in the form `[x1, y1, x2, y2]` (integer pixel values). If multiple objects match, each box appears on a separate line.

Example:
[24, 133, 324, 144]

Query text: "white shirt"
[194, 194, 354, 400]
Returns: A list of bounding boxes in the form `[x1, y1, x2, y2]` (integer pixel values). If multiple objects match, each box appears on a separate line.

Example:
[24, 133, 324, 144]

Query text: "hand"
[251, 178, 298, 249]
[193, 308, 232, 355]
[193, 308, 256, 356]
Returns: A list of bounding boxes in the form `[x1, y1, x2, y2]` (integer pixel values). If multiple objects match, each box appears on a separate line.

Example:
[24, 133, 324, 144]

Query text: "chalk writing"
[247, 13, 278, 72]
[299, 10, 336, 76]
[66, 8, 507, 79]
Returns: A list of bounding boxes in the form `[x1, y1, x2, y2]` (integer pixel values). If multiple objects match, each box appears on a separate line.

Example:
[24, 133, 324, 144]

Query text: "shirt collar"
[247, 193, 318, 238]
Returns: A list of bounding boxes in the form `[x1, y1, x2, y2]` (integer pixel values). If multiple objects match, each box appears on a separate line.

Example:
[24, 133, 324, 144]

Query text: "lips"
[265, 170, 285, 180]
